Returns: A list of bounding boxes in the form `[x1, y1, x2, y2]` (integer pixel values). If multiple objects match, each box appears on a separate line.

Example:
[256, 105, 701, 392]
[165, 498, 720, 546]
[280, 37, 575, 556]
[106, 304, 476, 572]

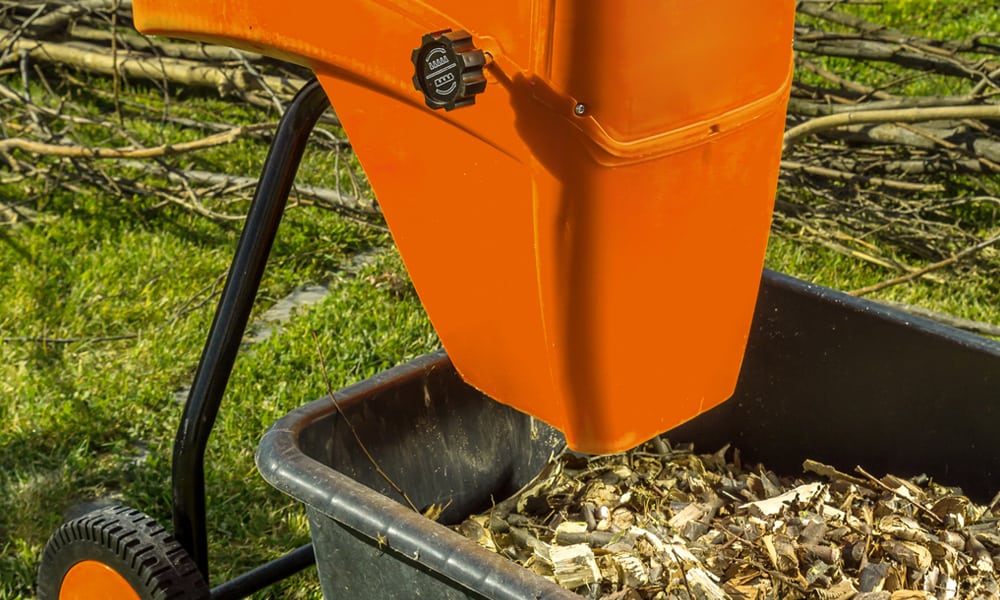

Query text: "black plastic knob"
[411, 30, 486, 111]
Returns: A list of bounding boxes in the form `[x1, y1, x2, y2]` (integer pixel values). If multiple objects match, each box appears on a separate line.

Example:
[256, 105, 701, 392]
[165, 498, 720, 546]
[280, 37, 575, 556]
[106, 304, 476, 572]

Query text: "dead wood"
[68, 25, 265, 62]
[794, 34, 991, 80]
[0, 31, 306, 98]
[7, 0, 122, 36]
[0, 1, 367, 225]
[848, 230, 1000, 297]
[2, 0, 1000, 307]
[784, 105, 1000, 150]
[796, 2, 1000, 56]
[780, 160, 944, 192]
[775, 3, 1000, 304]
[138, 164, 380, 216]
[0, 122, 277, 159]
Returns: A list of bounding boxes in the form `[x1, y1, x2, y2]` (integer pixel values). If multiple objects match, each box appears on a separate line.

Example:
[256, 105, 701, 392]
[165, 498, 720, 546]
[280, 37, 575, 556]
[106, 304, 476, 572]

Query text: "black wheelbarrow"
[35, 0, 1000, 598]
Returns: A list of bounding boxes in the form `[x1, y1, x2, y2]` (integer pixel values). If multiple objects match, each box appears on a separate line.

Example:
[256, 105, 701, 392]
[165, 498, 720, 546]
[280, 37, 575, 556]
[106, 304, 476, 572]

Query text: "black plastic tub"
[256, 269, 1000, 599]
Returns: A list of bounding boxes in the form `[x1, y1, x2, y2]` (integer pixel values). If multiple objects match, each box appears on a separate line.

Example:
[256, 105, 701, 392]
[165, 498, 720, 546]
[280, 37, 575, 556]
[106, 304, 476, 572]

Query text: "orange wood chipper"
[36, 2, 1000, 599]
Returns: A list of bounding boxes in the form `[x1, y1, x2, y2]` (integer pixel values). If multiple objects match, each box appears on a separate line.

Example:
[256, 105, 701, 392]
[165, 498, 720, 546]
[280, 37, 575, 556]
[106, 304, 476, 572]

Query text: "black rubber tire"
[37, 504, 209, 600]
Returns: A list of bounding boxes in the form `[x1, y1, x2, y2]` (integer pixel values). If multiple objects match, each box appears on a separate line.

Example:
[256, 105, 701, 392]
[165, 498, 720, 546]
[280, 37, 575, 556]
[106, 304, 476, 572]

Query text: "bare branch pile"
[1, 1, 999, 290]
[457, 439, 1000, 599]
[780, 3, 1000, 292]
[0, 0, 378, 223]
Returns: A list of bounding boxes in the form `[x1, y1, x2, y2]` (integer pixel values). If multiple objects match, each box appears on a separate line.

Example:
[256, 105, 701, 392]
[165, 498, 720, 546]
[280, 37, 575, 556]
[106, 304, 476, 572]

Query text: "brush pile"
[3, 2, 1000, 598]
[0, 0, 376, 223]
[779, 2, 1000, 295]
[1, 1, 999, 293]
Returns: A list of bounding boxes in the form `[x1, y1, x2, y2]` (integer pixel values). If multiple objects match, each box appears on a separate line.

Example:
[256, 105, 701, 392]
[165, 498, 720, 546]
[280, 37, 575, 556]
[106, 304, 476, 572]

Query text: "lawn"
[1, 2, 998, 598]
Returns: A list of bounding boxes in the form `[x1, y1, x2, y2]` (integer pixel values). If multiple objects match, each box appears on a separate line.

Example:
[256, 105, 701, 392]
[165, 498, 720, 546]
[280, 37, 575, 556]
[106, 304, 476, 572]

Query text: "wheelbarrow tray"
[256, 269, 1000, 599]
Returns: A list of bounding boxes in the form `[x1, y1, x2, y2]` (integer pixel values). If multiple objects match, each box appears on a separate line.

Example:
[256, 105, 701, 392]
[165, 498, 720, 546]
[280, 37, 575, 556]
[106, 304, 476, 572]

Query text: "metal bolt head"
[574, 103, 586, 116]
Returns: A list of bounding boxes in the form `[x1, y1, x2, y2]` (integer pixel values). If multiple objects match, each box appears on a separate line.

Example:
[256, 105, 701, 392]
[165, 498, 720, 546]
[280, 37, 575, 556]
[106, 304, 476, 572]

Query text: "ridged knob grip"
[411, 30, 486, 111]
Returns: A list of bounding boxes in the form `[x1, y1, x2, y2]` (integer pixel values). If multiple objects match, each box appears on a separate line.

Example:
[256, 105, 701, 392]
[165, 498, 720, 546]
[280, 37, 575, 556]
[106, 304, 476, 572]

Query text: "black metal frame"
[171, 79, 328, 594]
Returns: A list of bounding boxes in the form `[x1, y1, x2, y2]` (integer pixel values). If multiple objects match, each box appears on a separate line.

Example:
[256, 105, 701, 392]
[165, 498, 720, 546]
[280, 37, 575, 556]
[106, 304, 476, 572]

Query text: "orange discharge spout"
[134, 0, 796, 453]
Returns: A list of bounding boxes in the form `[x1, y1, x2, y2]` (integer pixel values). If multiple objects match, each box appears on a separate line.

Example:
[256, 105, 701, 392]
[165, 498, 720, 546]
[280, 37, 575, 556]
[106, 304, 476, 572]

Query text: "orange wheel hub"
[59, 560, 142, 600]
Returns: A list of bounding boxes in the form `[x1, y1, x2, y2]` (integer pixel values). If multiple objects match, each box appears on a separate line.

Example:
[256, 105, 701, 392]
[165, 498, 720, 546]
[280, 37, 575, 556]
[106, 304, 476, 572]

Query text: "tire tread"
[37, 504, 209, 600]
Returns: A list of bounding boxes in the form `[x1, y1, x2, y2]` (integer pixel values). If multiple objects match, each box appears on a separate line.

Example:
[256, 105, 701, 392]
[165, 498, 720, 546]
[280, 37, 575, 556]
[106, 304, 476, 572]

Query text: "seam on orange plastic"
[569, 60, 795, 164]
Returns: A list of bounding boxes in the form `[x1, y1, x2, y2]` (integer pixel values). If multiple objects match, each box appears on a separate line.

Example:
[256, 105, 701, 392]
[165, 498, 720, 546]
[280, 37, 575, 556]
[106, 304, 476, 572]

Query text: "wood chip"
[548, 543, 601, 589]
[452, 438, 1000, 598]
[740, 482, 825, 516]
[611, 552, 647, 587]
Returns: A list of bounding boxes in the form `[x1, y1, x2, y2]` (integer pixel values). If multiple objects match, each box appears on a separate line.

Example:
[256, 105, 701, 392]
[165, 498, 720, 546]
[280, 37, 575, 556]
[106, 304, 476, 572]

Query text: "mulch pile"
[454, 439, 1000, 600]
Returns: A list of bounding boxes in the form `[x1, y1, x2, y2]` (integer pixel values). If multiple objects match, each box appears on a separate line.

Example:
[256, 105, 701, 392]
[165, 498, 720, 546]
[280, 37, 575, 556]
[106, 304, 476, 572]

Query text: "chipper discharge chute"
[130, 0, 796, 454]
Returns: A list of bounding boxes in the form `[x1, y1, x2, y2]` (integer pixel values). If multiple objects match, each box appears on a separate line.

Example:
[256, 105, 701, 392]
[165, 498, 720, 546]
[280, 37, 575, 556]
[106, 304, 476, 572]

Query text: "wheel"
[37, 504, 209, 600]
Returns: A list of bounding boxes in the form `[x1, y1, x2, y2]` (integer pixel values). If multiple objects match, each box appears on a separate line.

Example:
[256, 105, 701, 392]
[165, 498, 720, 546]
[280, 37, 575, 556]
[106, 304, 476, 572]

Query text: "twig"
[854, 466, 944, 524]
[109, 0, 123, 126]
[669, 547, 695, 599]
[849, 230, 1000, 296]
[311, 330, 420, 513]
[16, 0, 119, 38]
[68, 25, 266, 62]
[0, 122, 277, 159]
[0, 3, 46, 64]
[821, 155, 989, 176]
[118, 160, 380, 215]
[970, 66, 1000, 96]
[795, 57, 895, 101]
[788, 94, 994, 117]
[817, 122, 1000, 165]
[803, 459, 869, 488]
[229, 48, 283, 114]
[773, 219, 946, 283]
[794, 34, 991, 80]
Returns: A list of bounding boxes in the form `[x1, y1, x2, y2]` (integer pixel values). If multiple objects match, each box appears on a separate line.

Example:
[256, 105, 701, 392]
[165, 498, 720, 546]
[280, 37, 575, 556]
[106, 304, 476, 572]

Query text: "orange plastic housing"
[133, 1, 796, 453]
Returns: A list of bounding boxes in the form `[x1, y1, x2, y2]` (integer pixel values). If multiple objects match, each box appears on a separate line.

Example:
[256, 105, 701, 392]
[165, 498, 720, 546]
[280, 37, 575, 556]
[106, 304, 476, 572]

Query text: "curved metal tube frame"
[172, 78, 329, 584]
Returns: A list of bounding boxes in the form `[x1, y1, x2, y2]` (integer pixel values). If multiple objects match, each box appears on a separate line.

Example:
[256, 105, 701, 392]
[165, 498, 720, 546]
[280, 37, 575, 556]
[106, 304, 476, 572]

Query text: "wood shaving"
[453, 438, 1000, 599]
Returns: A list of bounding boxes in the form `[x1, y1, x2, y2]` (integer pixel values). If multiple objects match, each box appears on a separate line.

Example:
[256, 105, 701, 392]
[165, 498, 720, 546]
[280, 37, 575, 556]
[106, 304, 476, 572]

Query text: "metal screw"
[573, 103, 586, 116]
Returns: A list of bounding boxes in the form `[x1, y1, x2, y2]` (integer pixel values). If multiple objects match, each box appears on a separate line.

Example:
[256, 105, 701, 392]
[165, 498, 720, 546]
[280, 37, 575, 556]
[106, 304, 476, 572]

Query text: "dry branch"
[14, 0, 121, 37]
[783, 104, 1000, 150]
[788, 94, 995, 116]
[796, 2, 1000, 56]
[849, 230, 1000, 296]
[144, 165, 379, 215]
[828, 122, 1000, 164]
[780, 159, 944, 191]
[774, 3, 1000, 296]
[794, 34, 997, 80]
[0, 31, 306, 98]
[0, 122, 277, 159]
[68, 26, 265, 62]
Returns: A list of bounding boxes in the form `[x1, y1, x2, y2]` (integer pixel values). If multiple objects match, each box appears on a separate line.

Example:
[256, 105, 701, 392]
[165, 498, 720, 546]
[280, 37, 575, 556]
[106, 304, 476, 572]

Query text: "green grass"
[0, 187, 437, 597]
[1, 2, 998, 598]
[0, 74, 437, 597]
